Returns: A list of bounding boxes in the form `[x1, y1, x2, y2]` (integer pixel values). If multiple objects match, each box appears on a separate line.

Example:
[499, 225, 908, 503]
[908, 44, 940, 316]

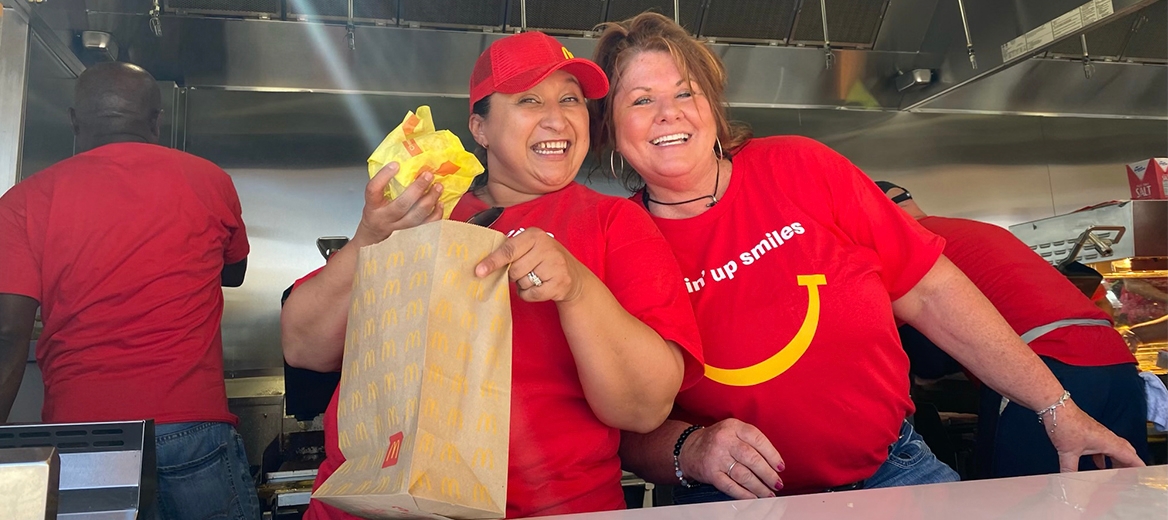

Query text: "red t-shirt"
[303, 182, 703, 519]
[917, 216, 1135, 367]
[645, 136, 944, 494]
[0, 143, 248, 425]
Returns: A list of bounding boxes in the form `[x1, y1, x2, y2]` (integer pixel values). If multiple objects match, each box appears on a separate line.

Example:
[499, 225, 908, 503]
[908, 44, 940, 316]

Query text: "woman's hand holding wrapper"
[364, 105, 484, 226]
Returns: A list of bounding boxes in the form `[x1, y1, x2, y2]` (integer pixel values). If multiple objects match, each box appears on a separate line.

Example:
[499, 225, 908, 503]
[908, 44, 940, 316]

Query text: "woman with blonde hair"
[590, 12, 1143, 503]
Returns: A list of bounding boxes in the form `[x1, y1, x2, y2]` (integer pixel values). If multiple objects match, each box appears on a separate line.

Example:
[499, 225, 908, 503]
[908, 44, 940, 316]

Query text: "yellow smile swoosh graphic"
[704, 274, 827, 387]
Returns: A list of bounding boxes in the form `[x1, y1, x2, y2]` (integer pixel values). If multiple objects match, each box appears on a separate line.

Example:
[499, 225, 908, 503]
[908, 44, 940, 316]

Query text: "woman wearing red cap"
[282, 30, 703, 518]
[586, 12, 1143, 503]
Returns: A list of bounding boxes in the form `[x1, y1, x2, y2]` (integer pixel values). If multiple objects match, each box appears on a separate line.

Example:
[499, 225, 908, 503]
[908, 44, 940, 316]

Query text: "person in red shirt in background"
[281, 31, 703, 518]
[588, 12, 1142, 505]
[877, 180, 1151, 477]
[0, 62, 258, 518]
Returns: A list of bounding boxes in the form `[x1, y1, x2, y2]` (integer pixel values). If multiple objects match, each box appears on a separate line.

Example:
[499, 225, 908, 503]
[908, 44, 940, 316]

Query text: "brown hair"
[589, 12, 752, 190]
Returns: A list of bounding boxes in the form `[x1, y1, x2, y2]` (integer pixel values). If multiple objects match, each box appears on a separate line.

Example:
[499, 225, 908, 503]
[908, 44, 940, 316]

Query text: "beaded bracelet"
[673, 425, 704, 488]
[1036, 390, 1071, 433]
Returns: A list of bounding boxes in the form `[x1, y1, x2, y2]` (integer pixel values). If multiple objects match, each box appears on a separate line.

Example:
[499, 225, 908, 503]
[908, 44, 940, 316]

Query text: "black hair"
[470, 95, 492, 190]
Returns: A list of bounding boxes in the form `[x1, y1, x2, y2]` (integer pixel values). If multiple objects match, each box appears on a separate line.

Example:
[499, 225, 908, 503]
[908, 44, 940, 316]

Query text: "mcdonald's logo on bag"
[440, 442, 461, 464]
[440, 478, 461, 499]
[406, 299, 424, 318]
[382, 431, 404, 468]
[472, 448, 494, 469]
[409, 270, 429, 290]
[473, 483, 491, 504]
[405, 331, 422, 352]
[434, 299, 453, 322]
[446, 243, 469, 259]
[382, 278, 401, 297]
[386, 251, 405, 268]
[414, 243, 432, 261]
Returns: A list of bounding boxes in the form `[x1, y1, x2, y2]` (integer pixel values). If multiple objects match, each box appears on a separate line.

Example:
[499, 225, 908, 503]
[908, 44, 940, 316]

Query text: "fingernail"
[769, 492, 776, 498]
[388, 162, 399, 171]
[433, 183, 443, 192]
[422, 172, 433, 181]
[775, 480, 783, 490]
[474, 265, 486, 277]
[777, 463, 786, 472]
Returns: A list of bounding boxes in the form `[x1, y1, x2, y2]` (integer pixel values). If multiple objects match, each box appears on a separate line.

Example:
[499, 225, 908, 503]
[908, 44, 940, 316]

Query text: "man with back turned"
[0, 62, 259, 519]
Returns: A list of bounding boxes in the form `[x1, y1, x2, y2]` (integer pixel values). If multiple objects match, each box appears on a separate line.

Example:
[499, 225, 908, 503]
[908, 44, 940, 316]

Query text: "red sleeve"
[0, 184, 42, 301]
[219, 173, 250, 264]
[801, 139, 945, 299]
[602, 199, 705, 390]
[292, 267, 324, 292]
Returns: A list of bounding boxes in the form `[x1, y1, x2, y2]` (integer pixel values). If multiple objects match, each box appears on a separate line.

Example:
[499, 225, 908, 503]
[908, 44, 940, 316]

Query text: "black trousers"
[976, 356, 1152, 478]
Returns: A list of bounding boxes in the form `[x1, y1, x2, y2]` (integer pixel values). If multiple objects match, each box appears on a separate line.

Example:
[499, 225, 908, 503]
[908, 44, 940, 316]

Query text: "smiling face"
[610, 51, 719, 188]
[469, 70, 590, 204]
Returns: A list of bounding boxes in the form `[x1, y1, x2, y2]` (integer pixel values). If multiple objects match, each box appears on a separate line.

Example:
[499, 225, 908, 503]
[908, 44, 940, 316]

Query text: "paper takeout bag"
[368, 106, 485, 218]
[313, 221, 512, 519]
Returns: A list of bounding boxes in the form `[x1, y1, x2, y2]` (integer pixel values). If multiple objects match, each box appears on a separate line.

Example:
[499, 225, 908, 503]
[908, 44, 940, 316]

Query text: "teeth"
[532, 140, 569, 155]
[651, 133, 691, 146]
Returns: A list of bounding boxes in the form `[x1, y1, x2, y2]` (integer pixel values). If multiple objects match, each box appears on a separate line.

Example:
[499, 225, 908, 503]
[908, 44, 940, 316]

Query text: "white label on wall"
[1051, 10, 1085, 40]
[1001, 0, 1115, 62]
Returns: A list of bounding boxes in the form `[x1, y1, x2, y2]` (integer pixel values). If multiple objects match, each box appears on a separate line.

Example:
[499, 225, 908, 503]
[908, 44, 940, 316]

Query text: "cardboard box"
[313, 221, 512, 519]
[1126, 158, 1168, 200]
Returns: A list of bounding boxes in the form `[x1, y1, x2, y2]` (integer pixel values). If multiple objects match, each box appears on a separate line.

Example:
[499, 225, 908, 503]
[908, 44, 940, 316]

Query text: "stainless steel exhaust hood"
[8, 0, 1167, 119]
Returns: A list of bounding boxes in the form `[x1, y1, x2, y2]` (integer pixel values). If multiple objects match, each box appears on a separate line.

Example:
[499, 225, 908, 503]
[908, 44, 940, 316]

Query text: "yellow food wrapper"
[368, 106, 484, 219]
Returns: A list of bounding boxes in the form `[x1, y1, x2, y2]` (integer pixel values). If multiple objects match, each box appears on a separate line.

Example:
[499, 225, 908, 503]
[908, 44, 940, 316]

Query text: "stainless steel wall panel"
[789, 0, 890, 48]
[912, 58, 1167, 120]
[20, 30, 77, 179]
[182, 89, 479, 371]
[903, 0, 1159, 110]
[731, 109, 1167, 228]
[0, 7, 31, 192]
[716, 45, 918, 110]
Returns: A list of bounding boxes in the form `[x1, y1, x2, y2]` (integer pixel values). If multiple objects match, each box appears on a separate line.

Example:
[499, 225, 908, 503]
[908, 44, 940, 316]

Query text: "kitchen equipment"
[0, 420, 156, 519]
[0, 446, 59, 519]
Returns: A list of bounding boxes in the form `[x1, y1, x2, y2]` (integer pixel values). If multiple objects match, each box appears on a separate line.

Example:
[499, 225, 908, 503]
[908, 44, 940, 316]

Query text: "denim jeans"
[149, 422, 262, 520]
[673, 420, 959, 505]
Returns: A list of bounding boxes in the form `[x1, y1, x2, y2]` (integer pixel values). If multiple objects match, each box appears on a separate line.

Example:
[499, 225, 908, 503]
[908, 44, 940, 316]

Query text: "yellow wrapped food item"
[368, 106, 484, 218]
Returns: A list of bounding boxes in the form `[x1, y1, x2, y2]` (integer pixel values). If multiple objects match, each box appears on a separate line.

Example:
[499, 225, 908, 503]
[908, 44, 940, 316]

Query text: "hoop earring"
[714, 137, 725, 160]
[609, 150, 625, 179]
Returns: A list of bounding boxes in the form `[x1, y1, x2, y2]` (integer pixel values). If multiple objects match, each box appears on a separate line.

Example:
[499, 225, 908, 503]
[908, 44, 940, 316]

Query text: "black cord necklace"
[643, 158, 722, 208]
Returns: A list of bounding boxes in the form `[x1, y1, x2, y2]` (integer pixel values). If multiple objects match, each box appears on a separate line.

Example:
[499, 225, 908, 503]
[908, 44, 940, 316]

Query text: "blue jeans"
[673, 420, 958, 504]
[150, 422, 261, 520]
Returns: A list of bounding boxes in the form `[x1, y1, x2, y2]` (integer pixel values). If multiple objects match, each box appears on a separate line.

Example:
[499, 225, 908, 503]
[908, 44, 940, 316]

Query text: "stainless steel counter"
[541, 466, 1168, 520]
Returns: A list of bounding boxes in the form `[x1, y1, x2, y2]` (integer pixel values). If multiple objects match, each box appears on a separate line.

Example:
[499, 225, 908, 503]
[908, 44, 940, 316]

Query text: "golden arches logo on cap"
[469, 31, 610, 111]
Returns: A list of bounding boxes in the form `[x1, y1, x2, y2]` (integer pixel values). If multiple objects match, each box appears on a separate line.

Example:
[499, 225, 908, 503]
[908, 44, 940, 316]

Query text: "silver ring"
[727, 460, 738, 475]
[527, 271, 543, 288]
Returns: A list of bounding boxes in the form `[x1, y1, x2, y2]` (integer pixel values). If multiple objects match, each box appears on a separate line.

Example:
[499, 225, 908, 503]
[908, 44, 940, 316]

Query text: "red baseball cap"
[469, 31, 609, 112]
